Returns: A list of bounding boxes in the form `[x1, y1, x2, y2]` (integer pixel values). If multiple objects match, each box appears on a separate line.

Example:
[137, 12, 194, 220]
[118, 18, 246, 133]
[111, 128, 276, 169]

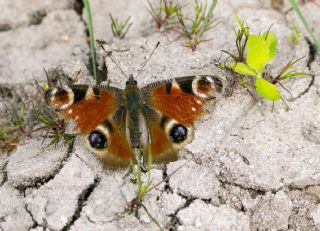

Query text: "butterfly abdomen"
[126, 87, 141, 148]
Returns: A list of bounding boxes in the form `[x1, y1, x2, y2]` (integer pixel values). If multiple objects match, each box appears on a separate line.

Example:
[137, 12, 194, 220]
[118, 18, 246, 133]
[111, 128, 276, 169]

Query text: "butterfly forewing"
[140, 75, 224, 162]
[45, 85, 134, 167]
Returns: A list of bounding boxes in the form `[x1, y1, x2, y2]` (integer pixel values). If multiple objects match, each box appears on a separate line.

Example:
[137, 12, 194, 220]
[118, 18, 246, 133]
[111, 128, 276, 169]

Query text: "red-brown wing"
[45, 85, 134, 167]
[141, 75, 224, 162]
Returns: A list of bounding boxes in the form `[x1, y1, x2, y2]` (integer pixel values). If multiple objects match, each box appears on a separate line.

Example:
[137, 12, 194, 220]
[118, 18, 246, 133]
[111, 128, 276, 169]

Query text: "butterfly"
[44, 51, 224, 168]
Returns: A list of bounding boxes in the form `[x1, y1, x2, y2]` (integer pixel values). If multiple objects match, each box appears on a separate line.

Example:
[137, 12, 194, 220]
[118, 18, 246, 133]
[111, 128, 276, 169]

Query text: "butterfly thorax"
[125, 75, 141, 148]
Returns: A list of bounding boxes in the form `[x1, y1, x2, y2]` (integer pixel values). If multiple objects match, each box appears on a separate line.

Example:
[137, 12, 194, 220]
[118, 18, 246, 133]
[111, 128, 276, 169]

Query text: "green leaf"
[255, 77, 281, 101]
[262, 31, 277, 60]
[279, 71, 310, 79]
[230, 62, 257, 77]
[246, 35, 270, 73]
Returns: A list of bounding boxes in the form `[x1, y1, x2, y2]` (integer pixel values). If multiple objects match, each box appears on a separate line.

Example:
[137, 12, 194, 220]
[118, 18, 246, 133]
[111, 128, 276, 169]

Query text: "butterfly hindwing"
[45, 85, 134, 167]
[141, 75, 224, 162]
[83, 105, 134, 167]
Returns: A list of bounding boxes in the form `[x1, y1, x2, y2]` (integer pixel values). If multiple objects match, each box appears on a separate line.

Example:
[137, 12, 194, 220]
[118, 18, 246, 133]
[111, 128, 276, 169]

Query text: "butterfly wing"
[45, 85, 134, 167]
[140, 75, 224, 163]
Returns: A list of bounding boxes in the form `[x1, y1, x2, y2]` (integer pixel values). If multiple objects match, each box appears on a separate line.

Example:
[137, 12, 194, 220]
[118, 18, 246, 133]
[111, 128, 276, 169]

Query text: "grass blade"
[83, 0, 97, 81]
[199, 0, 217, 36]
[288, 0, 320, 50]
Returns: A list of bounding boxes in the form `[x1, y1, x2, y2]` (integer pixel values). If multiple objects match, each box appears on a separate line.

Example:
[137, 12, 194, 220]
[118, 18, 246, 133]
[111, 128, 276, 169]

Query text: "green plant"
[83, 0, 97, 81]
[131, 146, 153, 203]
[218, 17, 309, 104]
[0, 102, 28, 153]
[288, 24, 301, 45]
[0, 71, 76, 154]
[147, 0, 178, 29]
[109, 14, 132, 39]
[175, 0, 218, 51]
[126, 146, 164, 230]
[126, 147, 191, 230]
[33, 104, 75, 148]
[289, 0, 320, 51]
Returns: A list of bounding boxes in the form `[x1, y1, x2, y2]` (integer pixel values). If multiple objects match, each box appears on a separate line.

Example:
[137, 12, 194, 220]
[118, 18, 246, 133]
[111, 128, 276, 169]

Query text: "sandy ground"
[0, 0, 320, 230]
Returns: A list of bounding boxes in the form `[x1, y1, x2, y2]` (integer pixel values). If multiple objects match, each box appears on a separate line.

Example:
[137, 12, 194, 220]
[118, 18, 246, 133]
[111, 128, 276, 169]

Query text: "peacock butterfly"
[44, 45, 224, 168]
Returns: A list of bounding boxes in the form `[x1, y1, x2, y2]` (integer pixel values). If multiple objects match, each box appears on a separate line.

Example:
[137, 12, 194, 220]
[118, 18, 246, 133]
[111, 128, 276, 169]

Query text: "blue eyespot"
[170, 125, 187, 143]
[88, 131, 107, 149]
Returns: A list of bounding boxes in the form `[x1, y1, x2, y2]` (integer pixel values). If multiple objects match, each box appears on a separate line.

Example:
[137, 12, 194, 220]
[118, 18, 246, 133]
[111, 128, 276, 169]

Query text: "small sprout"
[131, 145, 153, 203]
[33, 105, 75, 148]
[0, 102, 28, 154]
[289, 0, 320, 51]
[288, 24, 301, 45]
[147, 0, 177, 29]
[175, 0, 218, 51]
[217, 16, 310, 105]
[233, 15, 249, 62]
[109, 14, 132, 39]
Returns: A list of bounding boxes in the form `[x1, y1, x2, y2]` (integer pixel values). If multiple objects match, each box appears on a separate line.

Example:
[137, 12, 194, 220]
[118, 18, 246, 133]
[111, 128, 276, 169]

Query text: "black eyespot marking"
[170, 124, 188, 143]
[198, 77, 211, 87]
[179, 79, 194, 94]
[165, 82, 172, 94]
[93, 87, 100, 97]
[88, 131, 107, 149]
[72, 87, 88, 103]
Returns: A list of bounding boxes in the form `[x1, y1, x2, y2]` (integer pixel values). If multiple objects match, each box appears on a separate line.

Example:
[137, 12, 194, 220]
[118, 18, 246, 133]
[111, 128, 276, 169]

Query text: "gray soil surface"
[0, 0, 320, 230]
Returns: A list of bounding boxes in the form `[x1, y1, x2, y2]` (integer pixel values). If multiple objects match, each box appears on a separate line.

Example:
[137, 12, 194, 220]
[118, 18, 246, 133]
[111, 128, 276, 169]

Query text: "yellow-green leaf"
[230, 62, 257, 77]
[255, 77, 281, 101]
[246, 35, 270, 73]
[262, 31, 277, 61]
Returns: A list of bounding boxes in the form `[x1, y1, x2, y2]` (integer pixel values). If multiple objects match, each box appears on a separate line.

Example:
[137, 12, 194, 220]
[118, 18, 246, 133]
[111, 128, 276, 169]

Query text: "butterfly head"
[126, 74, 137, 87]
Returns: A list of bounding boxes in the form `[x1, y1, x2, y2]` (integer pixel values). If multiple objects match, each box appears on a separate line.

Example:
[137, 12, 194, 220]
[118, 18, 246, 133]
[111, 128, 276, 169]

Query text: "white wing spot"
[206, 76, 214, 83]
[192, 107, 196, 112]
[75, 116, 79, 120]
[198, 93, 208, 98]
[51, 88, 58, 95]
[68, 109, 73, 114]
[196, 99, 202, 105]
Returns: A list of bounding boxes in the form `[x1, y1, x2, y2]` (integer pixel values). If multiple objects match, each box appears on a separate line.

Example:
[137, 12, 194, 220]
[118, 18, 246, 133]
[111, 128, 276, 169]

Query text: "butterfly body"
[124, 75, 142, 149]
[45, 74, 224, 168]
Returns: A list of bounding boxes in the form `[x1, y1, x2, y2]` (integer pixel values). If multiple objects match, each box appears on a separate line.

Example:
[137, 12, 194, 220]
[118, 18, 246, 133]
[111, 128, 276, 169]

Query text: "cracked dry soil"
[1, 0, 320, 230]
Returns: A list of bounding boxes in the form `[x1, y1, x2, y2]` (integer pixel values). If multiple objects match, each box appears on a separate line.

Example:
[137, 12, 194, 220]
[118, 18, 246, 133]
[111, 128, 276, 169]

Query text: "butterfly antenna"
[135, 41, 160, 79]
[100, 44, 129, 79]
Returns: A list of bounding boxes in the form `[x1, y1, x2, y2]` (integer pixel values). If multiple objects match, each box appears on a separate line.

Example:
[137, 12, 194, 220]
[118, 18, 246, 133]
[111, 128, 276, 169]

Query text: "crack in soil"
[217, 172, 269, 198]
[73, 0, 84, 16]
[166, 194, 195, 231]
[16, 141, 75, 196]
[0, 10, 46, 32]
[24, 204, 44, 230]
[29, 10, 47, 26]
[62, 177, 101, 231]
[0, 161, 8, 187]
[288, 38, 317, 101]
[162, 164, 173, 194]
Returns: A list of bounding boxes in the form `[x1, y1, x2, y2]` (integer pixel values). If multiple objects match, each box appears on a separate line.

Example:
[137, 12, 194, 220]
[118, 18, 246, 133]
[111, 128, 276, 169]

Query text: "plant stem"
[83, 0, 97, 81]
